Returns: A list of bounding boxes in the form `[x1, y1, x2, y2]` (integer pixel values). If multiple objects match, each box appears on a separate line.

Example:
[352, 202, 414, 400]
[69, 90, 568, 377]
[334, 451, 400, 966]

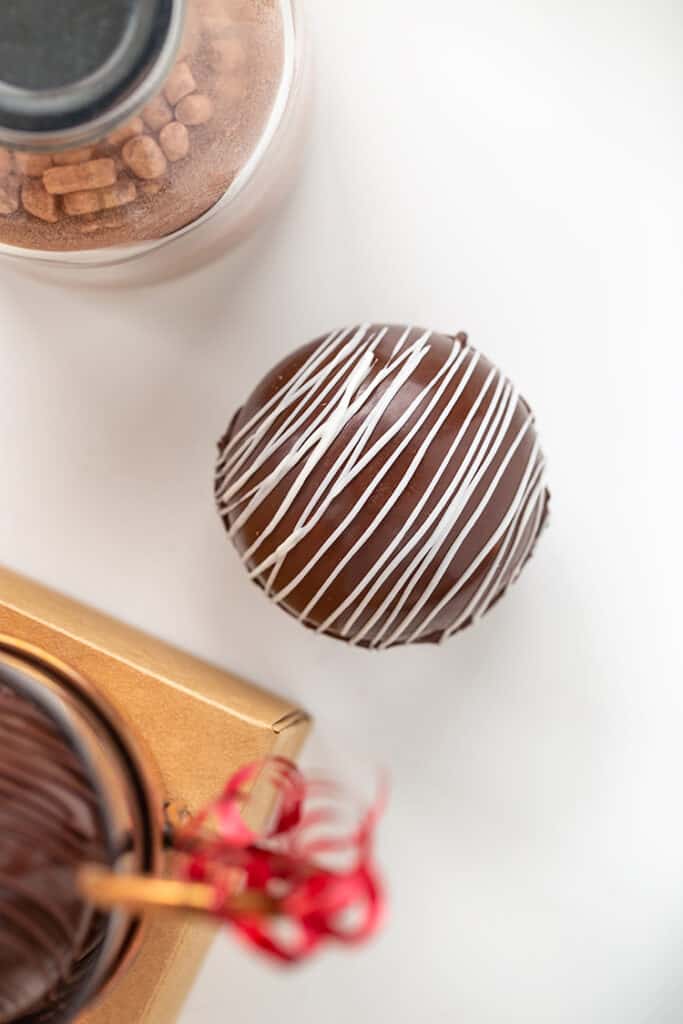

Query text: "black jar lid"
[0, 0, 184, 151]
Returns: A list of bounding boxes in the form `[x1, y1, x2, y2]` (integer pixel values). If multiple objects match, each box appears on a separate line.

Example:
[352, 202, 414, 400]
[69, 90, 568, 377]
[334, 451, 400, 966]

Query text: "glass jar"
[0, 639, 161, 1024]
[0, 0, 308, 279]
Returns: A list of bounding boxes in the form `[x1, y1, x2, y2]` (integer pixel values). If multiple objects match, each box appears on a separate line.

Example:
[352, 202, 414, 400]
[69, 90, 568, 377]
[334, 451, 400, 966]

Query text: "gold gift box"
[0, 566, 310, 1024]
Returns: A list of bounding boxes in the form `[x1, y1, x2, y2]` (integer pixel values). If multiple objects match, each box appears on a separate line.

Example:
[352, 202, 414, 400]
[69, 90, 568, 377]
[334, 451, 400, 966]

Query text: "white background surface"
[1, 1, 682, 1021]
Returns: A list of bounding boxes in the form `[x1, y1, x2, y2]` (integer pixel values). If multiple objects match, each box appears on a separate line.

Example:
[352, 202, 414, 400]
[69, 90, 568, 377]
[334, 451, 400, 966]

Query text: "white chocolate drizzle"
[216, 326, 547, 647]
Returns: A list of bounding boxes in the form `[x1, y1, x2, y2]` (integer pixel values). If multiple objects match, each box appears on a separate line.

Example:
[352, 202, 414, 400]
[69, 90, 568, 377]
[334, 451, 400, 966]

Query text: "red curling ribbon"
[172, 758, 386, 963]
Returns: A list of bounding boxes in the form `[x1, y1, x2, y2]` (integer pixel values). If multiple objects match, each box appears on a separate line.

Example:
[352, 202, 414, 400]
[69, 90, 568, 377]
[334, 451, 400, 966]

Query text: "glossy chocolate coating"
[0, 685, 106, 1024]
[216, 326, 549, 648]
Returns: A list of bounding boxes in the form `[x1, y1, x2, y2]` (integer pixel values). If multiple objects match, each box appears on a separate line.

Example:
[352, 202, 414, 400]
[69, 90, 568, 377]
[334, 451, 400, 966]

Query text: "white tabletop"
[1, 1, 682, 1022]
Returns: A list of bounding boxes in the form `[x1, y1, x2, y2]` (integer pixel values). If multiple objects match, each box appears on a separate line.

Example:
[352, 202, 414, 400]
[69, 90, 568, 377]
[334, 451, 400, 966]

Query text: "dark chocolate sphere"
[216, 325, 549, 649]
[0, 684, 107, 1024]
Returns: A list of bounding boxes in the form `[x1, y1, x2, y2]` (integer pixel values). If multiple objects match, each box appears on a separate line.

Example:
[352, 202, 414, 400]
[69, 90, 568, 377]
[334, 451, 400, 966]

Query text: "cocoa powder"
[0, 0, 285, 252]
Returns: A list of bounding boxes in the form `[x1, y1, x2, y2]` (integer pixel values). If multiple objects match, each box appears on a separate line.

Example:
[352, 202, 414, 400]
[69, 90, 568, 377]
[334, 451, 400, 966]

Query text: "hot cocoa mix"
[0, 0, 285, 252]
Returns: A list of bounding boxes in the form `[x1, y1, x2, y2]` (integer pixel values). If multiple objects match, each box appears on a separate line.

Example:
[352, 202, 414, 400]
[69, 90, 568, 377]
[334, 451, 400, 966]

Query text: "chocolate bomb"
[0, 685, 107, 1024]
[215, 325, 550, 648]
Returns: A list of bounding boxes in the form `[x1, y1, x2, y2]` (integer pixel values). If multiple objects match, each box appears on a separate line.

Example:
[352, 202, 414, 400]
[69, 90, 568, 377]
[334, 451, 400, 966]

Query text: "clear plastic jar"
[0, 0, 308, 279]
[0, 640, 162, 1024]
